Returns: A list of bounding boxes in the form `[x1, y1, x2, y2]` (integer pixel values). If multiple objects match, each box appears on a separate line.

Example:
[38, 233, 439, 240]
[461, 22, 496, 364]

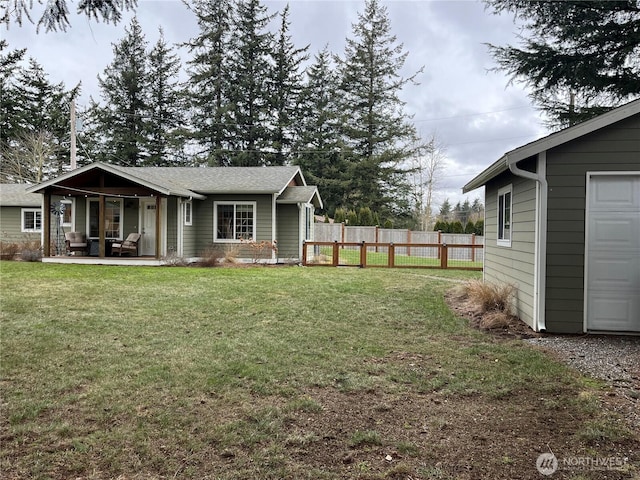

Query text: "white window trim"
[497, 184, 512, 247]
[213, 201, 257, 243]
[61, 199, 73, 229]
[184, 200, 193, 226]
[21, 208, 42, 232]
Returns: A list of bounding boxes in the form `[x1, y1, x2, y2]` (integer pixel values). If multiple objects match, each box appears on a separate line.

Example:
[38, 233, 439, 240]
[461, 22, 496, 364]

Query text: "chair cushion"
[69, 242, 87, 248]
[65, 232, 86, 242]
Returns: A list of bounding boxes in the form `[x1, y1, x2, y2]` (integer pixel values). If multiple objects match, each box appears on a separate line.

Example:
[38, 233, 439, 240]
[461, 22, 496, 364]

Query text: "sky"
[2, 0, 550, 211]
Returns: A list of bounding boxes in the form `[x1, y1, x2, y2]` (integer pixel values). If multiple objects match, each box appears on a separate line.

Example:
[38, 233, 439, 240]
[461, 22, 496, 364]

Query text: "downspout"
[507, 152, 548, 332]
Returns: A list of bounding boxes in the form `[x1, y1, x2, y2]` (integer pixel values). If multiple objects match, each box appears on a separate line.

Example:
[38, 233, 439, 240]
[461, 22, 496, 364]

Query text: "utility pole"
[70, 99, 77, 170]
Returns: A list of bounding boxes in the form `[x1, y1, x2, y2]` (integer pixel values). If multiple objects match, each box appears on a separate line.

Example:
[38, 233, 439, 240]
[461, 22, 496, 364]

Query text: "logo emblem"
[536, 453, 558, 476]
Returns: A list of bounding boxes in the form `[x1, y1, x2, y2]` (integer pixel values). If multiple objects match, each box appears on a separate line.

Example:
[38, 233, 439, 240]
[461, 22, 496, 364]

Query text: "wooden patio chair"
[65, 232, 88, 255]
[111, 233, 141, 256]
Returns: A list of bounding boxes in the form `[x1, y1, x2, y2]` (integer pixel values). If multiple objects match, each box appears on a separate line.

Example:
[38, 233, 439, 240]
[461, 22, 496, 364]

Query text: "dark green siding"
[545, 113, 640, 333]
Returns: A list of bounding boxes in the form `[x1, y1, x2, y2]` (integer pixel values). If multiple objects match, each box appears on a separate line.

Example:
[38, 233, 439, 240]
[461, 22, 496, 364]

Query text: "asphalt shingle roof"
[111, 165, 303, 195]
[0, 184, 41, 207]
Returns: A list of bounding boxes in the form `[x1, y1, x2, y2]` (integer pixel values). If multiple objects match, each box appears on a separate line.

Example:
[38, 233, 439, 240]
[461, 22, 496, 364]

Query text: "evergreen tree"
[439, 198, 452, 220]
[95, 17, 149, 166]
[268, 5, 309, 165]
[358, 206, 375, 226]
[0, 41, 26, 153]
[1, 49, 78, 181]
[485, 0, 640, 127]
[337, 0, 422, 217]
[184, 0, 234, 166]
[226, 0, 276, 166]
[4, 0, 137, 32]
[293, 47, 349, 215]
[147, 28, 186, 166]
[464, 220, 476, 235]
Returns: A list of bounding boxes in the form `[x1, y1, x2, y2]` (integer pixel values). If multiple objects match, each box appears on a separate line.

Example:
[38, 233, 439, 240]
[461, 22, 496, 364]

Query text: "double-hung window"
[497, 185, 512, 247]
[21, 208, 42, 232]
[214, 202, 256, 242]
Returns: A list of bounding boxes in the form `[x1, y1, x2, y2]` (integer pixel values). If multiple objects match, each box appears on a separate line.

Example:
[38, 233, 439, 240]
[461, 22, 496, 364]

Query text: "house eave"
[463, 98, 640, 192]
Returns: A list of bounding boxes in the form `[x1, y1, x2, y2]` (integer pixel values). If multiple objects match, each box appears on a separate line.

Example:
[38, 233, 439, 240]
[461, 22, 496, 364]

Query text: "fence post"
[302, 241, 307, 266]
[333, 241, 340, 266]
[437, 230, 442, 259]
[407, 229, 412, 257]
[471, 234, 476, 262]
[341, 223, 345, 246]
[440, 243, 448, 269]
[375, 226, 379, 253]
[360, 241, 367, 268]
[388, 243, 395, 267]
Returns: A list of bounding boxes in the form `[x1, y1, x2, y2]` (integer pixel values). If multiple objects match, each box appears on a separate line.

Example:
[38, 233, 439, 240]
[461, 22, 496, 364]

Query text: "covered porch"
[27, 164, 166, 260]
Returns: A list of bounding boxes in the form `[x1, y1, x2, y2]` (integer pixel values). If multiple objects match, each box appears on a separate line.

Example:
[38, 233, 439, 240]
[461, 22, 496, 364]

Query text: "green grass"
[312, 245, 483, 268]
[0, 262, 635, 479]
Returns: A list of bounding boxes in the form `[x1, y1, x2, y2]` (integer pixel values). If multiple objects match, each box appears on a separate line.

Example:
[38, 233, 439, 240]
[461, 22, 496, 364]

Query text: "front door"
[140, 199, 157, 256]
[586, 174, 640, 332]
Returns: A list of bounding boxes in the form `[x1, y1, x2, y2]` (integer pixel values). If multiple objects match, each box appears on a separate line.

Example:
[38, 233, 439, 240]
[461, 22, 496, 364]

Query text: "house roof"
[0, 184, 42, 207]
[276, 186, 323, 208]
[463, 98, 640, 193]
[26, 163, 314, 202]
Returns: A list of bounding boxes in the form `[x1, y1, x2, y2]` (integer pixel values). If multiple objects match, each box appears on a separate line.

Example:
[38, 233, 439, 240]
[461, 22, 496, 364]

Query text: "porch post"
[98, 195, 105, 257]
[155, 195, 161, 259]
[43, 192, 51, 257]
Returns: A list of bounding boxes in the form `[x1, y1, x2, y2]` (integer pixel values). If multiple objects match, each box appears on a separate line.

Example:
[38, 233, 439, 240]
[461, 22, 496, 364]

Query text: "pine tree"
[439, 198, 452, 220]
[184, 0, 234, 166]
[226, 0, 276, 166]
[147, 28, 186, 166]
[268, 5, 309, 165]
[96, 17, 149, 166]
[0, 41, 26, 153]
[337, 0, 422, 217]
[485, 0, 640, 127]
[3, 0, 136, 32]
[293, 47, 349, 216]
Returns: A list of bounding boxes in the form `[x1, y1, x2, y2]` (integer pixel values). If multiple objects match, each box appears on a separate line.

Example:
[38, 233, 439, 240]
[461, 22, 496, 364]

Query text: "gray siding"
[545, 113, 640, 333]
[193, 194, 274, 258]
[0, 206, 41, 243]
[276, 203, 300, 261]
[484, 161, 538, 329]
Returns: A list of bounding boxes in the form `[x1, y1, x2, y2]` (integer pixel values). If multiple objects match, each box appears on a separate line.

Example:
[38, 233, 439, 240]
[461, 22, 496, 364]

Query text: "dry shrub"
[464, 279, 515, 315]
[199, 245, 224, 267]
[478, 310, 512, 329]
[0, 241, 20, 260]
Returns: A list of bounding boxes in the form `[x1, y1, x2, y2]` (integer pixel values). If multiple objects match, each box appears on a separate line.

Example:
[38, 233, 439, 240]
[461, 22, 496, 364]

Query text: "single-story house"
[0, 184, 44, 244]
[16, 162, 322, 263]
[463, 98, 639, 335]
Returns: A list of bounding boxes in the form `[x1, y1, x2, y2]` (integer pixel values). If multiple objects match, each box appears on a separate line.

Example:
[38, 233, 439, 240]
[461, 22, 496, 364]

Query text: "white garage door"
[586, 174, 640, 332]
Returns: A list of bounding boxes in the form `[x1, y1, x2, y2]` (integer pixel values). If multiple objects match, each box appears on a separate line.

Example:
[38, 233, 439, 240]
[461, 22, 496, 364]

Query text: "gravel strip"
[526, 335, 640, 429]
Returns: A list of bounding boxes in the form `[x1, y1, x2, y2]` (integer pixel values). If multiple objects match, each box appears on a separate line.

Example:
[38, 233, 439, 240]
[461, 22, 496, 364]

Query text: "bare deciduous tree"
[408, 132, 446, 231]
[0, 130, 56, 183]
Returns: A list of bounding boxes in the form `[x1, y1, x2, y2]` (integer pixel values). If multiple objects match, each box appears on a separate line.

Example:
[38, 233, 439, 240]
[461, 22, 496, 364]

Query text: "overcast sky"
[3, 0, 549, 209]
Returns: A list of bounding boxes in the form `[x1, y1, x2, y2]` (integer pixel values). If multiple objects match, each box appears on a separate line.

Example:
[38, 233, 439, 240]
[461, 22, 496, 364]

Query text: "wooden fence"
[302, 241, 483, 270]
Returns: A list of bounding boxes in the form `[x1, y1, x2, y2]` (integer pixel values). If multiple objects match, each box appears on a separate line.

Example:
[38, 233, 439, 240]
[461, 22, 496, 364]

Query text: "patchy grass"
[0, 262, 637, 479]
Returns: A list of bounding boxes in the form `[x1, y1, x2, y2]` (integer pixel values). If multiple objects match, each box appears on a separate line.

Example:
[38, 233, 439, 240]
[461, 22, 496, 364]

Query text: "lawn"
[0, 262, 637, 479]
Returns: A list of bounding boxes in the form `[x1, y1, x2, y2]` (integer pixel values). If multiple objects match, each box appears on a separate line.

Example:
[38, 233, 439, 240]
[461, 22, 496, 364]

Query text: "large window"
[497, 185, 512, 246]
[21, 208, 42, 232]
[214, 202, 255, 241]
[88, 199, 122, 239]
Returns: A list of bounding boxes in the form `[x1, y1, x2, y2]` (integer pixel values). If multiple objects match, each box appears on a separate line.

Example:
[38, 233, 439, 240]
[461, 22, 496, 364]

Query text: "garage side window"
[497, 185, 512, 247]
